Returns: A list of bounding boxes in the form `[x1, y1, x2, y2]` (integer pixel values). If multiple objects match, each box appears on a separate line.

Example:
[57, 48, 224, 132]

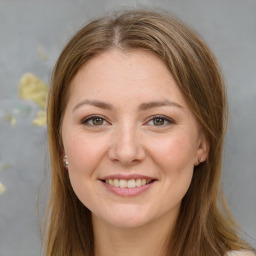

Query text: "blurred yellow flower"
[0, 182, 6, 195]
[33, 110, 46, 126]
[19, 73, 48, 109]
[18, 73, 48, 126]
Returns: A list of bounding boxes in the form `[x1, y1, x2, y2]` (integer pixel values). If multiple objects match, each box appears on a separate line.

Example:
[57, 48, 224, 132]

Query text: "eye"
[147, 116, 174, 127]
[81, 115, 108, 126]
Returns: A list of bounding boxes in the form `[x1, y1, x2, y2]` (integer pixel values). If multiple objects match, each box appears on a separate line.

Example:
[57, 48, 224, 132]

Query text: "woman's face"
[62, 50, 208, 229]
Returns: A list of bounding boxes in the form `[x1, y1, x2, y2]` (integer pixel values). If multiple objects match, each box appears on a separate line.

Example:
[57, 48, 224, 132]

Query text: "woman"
[44, 9, 255, 256]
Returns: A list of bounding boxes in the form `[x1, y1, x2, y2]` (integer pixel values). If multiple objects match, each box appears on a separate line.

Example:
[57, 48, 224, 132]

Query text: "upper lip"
[100, 174, 157, 181]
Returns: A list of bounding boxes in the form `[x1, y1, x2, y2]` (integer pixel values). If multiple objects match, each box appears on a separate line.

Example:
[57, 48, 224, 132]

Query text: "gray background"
[0, 0, 255, 255]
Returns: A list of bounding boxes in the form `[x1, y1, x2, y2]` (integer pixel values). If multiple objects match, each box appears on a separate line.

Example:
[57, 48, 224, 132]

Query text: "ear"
[194, 132, 209, 166]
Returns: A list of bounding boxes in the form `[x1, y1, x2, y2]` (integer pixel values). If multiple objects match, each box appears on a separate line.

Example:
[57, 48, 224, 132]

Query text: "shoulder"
[227, 251, 256, 256]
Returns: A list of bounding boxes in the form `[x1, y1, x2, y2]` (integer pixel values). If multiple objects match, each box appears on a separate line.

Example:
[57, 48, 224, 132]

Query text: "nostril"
[108, 144, 146, 165]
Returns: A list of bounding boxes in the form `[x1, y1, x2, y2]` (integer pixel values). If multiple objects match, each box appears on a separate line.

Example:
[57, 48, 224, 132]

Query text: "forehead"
[68, 49, 187, 108]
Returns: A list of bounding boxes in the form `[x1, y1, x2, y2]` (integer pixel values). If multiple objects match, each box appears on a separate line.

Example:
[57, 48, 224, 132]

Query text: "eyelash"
[81, 115, 109, 126]
[81, 115, 175, 127]
[146, 115, 175, 127]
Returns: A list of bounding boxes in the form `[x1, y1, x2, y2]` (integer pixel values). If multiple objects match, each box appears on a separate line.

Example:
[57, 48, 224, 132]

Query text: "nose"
[108, 124, 146, 166]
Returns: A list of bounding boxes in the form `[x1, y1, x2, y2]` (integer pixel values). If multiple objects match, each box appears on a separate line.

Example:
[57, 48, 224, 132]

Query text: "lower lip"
[101, 181, 155, 197]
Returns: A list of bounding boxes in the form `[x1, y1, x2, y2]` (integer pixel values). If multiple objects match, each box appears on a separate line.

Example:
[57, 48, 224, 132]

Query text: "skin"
[62, 49, 209, 256]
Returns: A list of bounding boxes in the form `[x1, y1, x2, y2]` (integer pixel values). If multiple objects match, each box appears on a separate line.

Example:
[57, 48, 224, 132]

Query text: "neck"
[92, 213, 176, 256]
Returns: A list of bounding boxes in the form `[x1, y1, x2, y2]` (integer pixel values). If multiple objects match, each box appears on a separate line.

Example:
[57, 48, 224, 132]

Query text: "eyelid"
[80, 114, 175, 126]
[145, 115, 175, 126]
[81, 115, 110, 126]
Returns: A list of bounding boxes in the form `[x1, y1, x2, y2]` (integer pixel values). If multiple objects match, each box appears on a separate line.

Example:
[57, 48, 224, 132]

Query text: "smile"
[100, 175, 157, 197]
[104, 178, 152, 188]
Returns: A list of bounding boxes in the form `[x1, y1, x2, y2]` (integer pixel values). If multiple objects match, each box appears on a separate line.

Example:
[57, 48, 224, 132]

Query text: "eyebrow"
[73, 99, 183, 112]
[73, 100, 112, 112]
[138, 100, 183, 111]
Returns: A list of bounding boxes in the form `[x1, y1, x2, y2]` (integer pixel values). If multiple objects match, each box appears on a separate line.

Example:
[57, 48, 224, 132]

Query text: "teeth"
[128, 179, 135, 188]
[113, 179, 119, 187]
[119, 179, 127, 188]
[136, 179, 141, 187]
[105, 178, 152, 188]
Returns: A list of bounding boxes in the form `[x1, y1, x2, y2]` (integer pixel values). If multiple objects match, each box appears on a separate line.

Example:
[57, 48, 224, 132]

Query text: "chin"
[93, 207, 154, 229]
[112, 216, 149, 229]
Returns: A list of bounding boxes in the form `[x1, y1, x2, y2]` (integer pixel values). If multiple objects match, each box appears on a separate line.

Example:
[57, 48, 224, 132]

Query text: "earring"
[198, 157, 201, 165]
[63, 155, 68, 166]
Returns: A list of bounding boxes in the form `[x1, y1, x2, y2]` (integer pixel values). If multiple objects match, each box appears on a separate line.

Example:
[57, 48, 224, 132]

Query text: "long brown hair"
[45, 9, 253, 255]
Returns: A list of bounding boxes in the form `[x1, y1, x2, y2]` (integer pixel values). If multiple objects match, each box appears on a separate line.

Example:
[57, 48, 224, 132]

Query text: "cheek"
[148, 132, 197, 170]
[63, 133, 107, 206]
[63, 131, 108, 177]
[148, 134, 196, 209]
